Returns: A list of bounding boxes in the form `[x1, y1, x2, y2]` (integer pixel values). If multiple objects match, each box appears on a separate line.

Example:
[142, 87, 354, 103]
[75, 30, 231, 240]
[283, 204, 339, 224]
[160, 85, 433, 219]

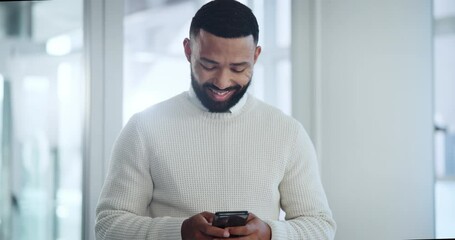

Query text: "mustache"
[203, 83, 242, 91]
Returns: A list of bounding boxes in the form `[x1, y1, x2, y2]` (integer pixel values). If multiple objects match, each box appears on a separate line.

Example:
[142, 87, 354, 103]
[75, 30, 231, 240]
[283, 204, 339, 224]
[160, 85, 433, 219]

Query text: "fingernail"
[224, 230, 230, 238]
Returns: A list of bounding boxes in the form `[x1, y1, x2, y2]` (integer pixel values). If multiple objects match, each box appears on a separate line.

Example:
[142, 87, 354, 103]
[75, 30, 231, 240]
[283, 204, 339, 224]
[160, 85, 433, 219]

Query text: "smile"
[210, 88, 231, 96]
[207, 87, 236, 101]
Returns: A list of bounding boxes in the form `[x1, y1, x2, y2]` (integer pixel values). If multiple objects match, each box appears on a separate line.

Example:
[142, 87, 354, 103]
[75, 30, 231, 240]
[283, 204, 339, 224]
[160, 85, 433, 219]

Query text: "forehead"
[192, 29, 256, 59]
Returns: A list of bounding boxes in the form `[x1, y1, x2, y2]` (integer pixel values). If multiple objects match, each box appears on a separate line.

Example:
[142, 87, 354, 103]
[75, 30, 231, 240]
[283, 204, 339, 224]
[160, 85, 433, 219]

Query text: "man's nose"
[212, 68, 233, 89]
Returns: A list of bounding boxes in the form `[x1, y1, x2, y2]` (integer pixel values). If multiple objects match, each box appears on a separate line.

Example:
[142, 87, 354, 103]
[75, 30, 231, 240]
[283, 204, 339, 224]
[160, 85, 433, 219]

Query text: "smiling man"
[95, 1, 336, 239]
[186, 28, 259, 113]
[185, 0, 261, 114]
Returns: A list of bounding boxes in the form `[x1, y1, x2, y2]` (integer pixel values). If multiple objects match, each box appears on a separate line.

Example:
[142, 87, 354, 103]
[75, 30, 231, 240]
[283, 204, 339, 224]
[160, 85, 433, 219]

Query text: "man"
[95, 0, 336, 239]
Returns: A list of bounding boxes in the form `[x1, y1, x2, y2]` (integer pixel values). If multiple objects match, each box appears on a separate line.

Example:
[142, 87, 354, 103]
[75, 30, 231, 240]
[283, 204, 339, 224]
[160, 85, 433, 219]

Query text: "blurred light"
[23, 76, 49, 93]
[276, 0, 291, 48]
[58, 63, 73, 101]
[131, 92, 156, 114]
[46, 35, 72, 56]
[133, 52, 157, 63]
[56, 205, 69, 219]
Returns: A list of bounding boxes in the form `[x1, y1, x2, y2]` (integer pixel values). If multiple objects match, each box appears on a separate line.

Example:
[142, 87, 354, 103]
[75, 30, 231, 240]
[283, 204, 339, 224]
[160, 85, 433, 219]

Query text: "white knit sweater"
[95, 92, 336, 239]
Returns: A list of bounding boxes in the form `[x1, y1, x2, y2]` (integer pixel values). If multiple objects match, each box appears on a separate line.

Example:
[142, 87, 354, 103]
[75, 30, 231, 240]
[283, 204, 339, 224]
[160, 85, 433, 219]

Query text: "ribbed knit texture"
[95, 92, 336, 239]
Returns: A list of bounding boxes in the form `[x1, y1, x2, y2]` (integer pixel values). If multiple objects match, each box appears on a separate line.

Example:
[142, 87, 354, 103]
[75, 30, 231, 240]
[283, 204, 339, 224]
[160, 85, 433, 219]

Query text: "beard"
[191, 71, 251, 113]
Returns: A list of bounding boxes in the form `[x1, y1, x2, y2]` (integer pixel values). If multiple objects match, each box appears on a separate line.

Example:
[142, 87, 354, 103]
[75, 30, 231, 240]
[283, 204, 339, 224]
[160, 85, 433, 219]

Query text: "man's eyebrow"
[230, 62, 250, 67]
[200, 57, 250, 67]
[200, 57, 219, 65]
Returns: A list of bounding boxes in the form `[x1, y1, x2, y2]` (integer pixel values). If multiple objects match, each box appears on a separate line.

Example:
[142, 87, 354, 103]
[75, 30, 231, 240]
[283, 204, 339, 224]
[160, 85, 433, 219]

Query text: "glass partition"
[0, 1, 84, 239]
[434, 0, 455, 237]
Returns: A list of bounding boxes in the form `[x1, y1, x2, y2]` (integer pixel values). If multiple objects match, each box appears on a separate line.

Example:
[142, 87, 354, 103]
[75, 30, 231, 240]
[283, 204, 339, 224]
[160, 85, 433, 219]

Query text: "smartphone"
[212, 211, 249, 228]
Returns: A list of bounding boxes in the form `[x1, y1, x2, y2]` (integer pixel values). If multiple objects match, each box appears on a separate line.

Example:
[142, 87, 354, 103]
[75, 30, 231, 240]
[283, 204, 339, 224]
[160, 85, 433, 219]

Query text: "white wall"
[294, 0, 434, 239]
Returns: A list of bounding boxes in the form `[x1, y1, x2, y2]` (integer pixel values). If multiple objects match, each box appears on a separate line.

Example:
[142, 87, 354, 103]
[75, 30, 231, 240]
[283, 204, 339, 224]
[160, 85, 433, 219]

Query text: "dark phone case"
[212, 211, 249, 228]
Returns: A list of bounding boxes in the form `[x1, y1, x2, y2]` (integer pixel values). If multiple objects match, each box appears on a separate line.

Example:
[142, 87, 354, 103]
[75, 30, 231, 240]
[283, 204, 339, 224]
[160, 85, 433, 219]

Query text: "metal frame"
[82, 0, 123, 239]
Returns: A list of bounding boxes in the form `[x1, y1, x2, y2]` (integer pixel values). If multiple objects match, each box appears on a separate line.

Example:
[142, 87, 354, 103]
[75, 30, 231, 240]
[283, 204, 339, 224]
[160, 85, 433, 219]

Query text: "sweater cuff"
[157, 217, 186, 240]
[264, 220, 288, 240]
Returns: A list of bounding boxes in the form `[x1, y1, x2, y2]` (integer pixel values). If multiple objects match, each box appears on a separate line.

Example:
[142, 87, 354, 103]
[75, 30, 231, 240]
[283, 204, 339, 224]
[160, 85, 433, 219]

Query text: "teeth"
[211, 88, 229, 95]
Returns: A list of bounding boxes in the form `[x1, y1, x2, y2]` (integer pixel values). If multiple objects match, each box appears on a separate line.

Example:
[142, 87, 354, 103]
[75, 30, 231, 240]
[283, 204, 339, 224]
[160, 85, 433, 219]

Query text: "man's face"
[183, 29, 261, 112]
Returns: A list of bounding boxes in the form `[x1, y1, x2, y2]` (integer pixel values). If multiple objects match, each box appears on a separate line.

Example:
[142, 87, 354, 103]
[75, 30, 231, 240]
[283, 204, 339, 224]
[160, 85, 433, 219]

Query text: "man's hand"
[181, 212, 230, 240]
[218, 213, 271, 240]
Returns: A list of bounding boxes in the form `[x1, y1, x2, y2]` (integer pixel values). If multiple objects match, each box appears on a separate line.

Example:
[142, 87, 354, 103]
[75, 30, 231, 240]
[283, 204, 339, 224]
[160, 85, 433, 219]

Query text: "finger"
[226, 213, 263, 237]
[246, 212, 256, 222]
[200, 211, 215, 223]
[201, 225, 230, 238]
[193, 213, 228, 237]
[182, 213, 218, 240]
[233, 213, 258, 234]
[225, 212, 256, 236]
[214, 234, 251, 240]
[225, 225, 251, 237]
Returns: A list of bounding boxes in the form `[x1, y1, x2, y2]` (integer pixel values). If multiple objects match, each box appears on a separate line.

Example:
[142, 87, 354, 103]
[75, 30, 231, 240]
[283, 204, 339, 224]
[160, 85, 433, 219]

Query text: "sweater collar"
[188, 85, 248, 114]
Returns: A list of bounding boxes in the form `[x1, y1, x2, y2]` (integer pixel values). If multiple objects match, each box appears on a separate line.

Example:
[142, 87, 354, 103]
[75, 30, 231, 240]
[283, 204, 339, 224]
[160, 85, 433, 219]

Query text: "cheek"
[192, 65, 211, 83]
[239, 69, 253, 84]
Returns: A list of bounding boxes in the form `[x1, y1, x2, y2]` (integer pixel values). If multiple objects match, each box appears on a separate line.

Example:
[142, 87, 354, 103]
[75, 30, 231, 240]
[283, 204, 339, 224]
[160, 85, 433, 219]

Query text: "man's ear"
[183, 38, 191, 62]
[253, 46, 262, 64]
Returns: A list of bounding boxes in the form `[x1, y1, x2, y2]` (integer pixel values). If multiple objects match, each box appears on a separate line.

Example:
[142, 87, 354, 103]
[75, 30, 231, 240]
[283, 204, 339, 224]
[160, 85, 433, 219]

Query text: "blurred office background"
[0, 0, 453, 239]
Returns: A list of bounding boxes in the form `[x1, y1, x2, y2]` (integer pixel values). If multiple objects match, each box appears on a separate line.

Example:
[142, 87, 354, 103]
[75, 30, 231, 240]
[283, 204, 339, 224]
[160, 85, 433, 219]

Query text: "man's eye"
[201, 64, 216, 71]
[231, 68, 246, 73]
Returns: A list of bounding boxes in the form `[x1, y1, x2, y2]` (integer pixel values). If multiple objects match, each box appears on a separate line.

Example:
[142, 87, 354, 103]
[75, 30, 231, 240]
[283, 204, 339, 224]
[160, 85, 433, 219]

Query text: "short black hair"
[189, 0, 259, 44]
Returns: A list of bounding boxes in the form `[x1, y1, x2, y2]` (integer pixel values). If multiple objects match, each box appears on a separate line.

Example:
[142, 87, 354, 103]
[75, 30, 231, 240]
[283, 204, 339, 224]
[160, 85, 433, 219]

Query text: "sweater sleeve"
[266, 124, 336, 240]
[95, 114, 185, 240]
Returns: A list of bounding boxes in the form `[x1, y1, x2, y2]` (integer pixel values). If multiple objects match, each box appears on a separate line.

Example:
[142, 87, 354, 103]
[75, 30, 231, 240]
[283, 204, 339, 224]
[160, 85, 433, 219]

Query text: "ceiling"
[0, 0, 82, 42]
